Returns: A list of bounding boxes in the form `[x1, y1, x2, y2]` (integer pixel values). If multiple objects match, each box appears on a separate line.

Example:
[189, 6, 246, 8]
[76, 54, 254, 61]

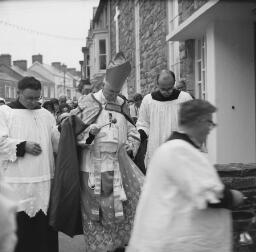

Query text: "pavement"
[59, 232, 85, 252]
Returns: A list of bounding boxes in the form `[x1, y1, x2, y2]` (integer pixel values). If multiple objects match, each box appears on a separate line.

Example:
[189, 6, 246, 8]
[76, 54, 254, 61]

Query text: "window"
[195, 37, 206, 99]
[167, 0, 180, 79]
[5, 86, 10, 98]
[44, 86, 48, 98]
[99, 39, 106, 70]
[10, 87, 14, 98]
[13, 87, 16, 98]
[50, 87, 54, 98]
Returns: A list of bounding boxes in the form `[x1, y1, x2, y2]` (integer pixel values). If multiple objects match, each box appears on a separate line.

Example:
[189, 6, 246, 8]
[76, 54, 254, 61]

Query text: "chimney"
[82, 47, 89, 54]
[93, 7, 97, 18]
[51, 62, 62, 71]
[13, 60, 27, 71]
[61, 64, 67, 73]
[79, 60, 84, 79]
[0, 54, 11, 67]
[32, 54, 43, 64]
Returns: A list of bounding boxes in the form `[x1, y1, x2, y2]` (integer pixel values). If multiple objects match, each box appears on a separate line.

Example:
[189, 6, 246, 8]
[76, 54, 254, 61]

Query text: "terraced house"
[84, 0, 256, 165]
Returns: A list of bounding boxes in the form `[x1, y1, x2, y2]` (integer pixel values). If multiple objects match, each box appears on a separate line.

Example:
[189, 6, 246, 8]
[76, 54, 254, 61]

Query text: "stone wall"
[139, 0, 168, 95]
[109, 0, 168, 98]
[177, 0, 210, 97]
[118, 0, 136, 96]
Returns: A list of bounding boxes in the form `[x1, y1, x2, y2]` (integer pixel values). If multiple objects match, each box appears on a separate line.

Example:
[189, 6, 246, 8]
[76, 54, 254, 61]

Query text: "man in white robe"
[127, 99, 244, 252]
[136, 70, 192, 168]
[0, 175, 17, 252]
[0, 76, 59, 252]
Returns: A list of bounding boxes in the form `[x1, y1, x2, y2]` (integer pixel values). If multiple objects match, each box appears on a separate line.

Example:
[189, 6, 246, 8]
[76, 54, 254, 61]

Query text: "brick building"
[86, 0, 256, 165]
[84, 0, 168, 98]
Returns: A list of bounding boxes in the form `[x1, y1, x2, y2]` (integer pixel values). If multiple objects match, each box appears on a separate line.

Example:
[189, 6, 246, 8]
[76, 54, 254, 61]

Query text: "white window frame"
[167, 0, 180, 79]
[195, 36, 207, 100]
[5, 85, 11, 98]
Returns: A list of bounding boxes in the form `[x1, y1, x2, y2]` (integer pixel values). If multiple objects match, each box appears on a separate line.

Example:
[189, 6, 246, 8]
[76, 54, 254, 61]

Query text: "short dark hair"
[179, 99, 217, 126]
[50, 98, 59, 105]
[18, 76, 41, 91]
[59, 103, 71, 113]
[156, 69, 176, 85]
[42, 100, 54, 111]
[133, 93, 143, 102]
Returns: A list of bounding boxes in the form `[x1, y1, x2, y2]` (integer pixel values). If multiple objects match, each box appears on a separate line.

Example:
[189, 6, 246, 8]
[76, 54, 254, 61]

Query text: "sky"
[0, 0, 99, 70]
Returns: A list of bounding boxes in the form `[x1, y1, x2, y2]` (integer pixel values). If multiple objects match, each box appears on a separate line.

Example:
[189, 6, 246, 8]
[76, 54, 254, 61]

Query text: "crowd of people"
[0, 52, 245, 252]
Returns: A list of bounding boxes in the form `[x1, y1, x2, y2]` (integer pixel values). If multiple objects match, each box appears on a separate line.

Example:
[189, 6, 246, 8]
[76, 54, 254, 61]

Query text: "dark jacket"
[49, 115, 87, 237]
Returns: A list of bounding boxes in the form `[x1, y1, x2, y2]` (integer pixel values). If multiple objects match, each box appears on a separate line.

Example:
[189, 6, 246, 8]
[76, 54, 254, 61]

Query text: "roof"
[0, 72, 18, 82]
[11, 65, 53, 83]
[93, 0, 106, 24]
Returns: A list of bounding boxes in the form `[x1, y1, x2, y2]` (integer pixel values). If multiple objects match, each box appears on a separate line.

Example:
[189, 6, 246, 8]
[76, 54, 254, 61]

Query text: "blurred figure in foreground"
[0, 177, 17, 252]
[0, 97, 5, 106]
[128, 99, 244, 252]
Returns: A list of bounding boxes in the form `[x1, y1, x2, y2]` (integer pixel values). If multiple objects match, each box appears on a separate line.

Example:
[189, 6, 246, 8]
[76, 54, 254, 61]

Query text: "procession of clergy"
[0, 52, 244, 252]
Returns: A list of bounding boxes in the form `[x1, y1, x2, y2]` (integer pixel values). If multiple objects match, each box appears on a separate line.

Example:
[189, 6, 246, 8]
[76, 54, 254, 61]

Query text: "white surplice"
[127, 139, 232, 252]
[0, 105, 58, 217]
[136, 91, 192, 167]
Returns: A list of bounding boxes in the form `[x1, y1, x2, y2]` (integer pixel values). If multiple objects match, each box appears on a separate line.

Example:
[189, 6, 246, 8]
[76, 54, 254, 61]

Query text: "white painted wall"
[206, 22, 217, 163]
[207, 20, 256, 164]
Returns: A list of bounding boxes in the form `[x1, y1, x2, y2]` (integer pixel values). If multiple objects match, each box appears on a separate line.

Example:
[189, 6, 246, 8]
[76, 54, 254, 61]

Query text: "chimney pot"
[0, 54, 11, 67]
[32, 54, 43, 64]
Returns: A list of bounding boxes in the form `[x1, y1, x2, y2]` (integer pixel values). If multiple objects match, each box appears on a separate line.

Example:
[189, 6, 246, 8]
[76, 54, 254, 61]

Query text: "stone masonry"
[109, 0, 168, 98]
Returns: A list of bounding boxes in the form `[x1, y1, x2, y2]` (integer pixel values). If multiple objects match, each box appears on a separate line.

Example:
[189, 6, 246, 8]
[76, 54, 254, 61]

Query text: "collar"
[167, 131, 201, 149]
[100, 89, 121, 106]
[7, 99, 41, 110]
[151, 89, 181, 101]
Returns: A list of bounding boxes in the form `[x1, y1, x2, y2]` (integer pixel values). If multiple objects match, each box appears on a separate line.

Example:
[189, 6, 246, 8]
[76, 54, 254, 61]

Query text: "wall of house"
[177, 0, 210, 96]
[207, 20, 256, 164]
[139, 0, 168, 95]
[109, 0, 168, 98]
[109, 0, 136, 97]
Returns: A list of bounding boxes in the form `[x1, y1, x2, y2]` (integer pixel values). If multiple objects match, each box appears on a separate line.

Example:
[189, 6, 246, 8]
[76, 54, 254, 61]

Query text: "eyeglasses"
[206, 119, 217, 128]
[21, 94, 42, 102]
